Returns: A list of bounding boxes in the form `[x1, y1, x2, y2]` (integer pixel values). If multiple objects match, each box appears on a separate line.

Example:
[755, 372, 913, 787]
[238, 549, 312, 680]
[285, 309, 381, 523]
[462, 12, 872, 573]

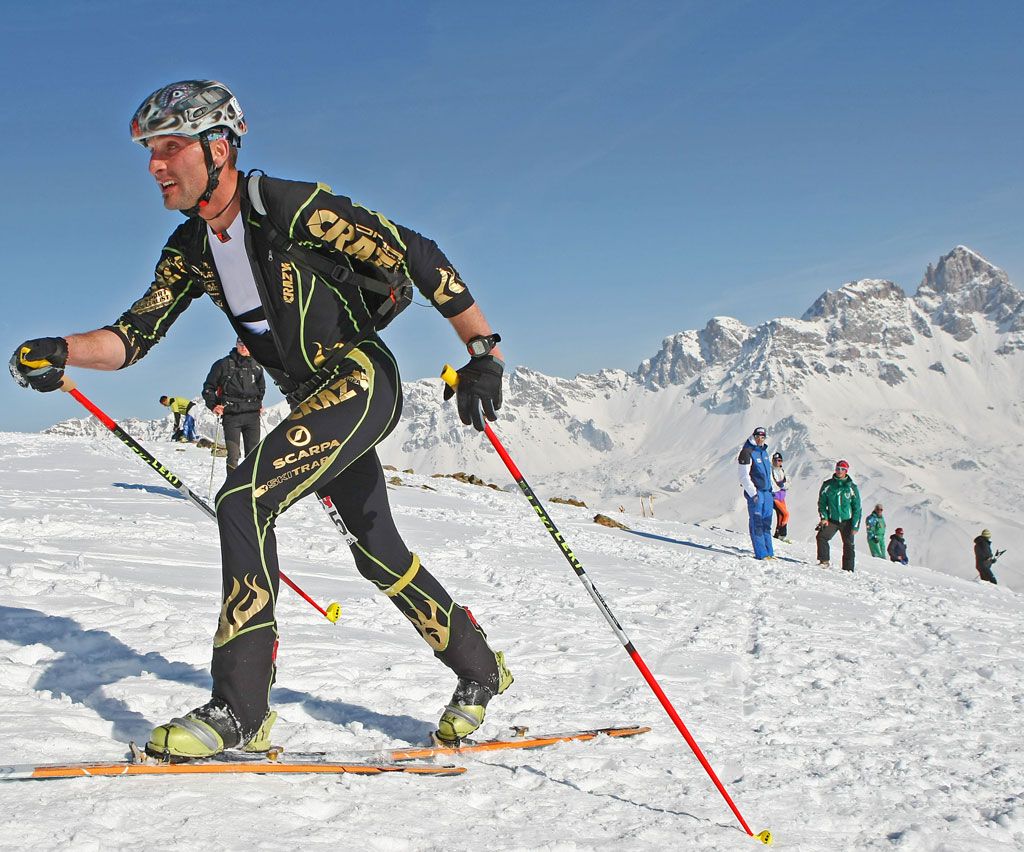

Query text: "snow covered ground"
[1, 432, 1022, 850]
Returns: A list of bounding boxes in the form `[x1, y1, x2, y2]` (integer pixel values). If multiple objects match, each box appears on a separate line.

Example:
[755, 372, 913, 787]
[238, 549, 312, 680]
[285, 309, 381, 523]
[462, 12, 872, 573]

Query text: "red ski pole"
[59, 377, 341, 624]
[441, 365, 771, 845]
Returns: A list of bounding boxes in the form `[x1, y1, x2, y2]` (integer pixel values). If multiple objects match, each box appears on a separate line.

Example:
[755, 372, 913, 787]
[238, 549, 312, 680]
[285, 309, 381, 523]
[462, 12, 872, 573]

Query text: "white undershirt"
[207, 216, 270, 334]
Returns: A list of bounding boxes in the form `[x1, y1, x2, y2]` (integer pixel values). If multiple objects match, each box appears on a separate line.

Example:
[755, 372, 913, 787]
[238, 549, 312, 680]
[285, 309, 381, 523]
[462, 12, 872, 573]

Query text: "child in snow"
[771, 452, 789, 540]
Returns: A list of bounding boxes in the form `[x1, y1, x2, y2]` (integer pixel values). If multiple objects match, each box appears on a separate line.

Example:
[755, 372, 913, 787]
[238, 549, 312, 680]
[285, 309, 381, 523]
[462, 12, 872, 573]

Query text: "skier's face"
[146, 135, 215, 211]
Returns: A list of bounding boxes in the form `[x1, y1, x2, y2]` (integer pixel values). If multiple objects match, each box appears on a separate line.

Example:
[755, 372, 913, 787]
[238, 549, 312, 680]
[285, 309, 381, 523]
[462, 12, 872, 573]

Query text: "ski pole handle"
[440, 364, 460, 390]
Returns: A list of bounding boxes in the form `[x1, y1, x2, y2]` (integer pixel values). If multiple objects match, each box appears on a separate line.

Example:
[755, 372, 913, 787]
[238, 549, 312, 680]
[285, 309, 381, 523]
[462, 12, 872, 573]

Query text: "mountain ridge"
[38, 245, 1022, 589]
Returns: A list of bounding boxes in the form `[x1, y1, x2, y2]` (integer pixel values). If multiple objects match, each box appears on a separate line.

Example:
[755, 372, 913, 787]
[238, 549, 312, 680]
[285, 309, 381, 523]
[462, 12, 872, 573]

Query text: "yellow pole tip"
[755, 829, 773, 845]
[325, 602, 342, 623]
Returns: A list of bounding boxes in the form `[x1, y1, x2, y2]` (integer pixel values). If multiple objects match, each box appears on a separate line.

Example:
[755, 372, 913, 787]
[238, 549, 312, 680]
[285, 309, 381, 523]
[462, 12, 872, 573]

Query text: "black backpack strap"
[247, 172, 400, 298]
[246, 172, 413, 405]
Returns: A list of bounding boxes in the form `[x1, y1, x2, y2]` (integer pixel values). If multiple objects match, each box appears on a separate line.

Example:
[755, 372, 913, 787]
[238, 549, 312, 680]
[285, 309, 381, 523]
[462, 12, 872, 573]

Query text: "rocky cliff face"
[915, 245, 1024, 339]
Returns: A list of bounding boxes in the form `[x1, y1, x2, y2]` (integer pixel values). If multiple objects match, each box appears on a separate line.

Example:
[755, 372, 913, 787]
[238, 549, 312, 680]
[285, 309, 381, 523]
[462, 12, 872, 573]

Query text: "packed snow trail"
[0, 433, 1022, 850]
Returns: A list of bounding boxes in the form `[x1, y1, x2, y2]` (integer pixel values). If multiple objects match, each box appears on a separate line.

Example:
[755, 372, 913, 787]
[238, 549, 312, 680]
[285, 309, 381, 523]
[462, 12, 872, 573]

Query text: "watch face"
[468, 340, 487, 356]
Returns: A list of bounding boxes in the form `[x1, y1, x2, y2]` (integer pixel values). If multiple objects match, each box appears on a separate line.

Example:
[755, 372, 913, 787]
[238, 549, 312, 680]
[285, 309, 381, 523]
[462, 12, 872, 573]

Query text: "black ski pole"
[59, 376, 340, 623]
[441, 365, 771, 845]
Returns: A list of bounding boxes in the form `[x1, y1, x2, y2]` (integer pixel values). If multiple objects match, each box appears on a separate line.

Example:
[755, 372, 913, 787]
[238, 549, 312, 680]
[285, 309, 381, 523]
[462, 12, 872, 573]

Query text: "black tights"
[209, 344, 499, 738]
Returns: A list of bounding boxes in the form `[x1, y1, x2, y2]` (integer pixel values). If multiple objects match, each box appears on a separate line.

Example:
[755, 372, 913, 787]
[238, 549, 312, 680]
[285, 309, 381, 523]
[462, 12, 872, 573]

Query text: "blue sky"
[2, 0, 1022, 432]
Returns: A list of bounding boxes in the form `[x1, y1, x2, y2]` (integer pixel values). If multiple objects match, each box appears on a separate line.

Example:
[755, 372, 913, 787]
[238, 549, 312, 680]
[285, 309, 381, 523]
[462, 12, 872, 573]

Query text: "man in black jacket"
[974, 529, 999, 584]
[203, 339, 265, 470]
[10, 79, 512, 759]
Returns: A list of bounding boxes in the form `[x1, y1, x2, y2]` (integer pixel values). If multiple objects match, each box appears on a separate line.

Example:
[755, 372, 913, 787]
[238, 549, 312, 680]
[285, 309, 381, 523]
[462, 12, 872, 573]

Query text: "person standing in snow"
[865, 504, 886, 559]
[202, 338, 265, 471]
[770, 451, 790, 540]
[738, 426, 775, 560]
[816, 459, 862, 571]
[974, 529, 1001, 584]
[159, 394, 198, 442]
[887, 528, 908, 564]
[9, 79, 512, 760]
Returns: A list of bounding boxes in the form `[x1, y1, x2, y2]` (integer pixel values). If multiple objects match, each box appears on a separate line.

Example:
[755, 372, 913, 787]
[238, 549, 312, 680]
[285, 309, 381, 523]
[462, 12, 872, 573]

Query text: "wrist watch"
[467, 333, 501, 358]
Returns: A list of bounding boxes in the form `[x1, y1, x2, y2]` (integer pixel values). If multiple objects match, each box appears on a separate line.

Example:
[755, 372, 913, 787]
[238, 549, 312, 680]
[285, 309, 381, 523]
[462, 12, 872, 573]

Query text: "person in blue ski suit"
[738, 426, 775, 560]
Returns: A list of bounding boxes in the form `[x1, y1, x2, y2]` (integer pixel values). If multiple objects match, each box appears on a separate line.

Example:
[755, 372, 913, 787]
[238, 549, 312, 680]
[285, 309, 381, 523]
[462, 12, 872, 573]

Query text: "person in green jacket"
[816, 459, 862, 572]
[865, 503, 886, 559]
[159, 395, 197, 442]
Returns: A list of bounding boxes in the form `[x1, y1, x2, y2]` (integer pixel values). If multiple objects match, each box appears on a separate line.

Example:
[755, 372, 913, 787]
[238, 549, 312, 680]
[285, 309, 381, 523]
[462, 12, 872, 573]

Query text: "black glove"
[443, 355, 503, 431]
[9, 337, 69, 392]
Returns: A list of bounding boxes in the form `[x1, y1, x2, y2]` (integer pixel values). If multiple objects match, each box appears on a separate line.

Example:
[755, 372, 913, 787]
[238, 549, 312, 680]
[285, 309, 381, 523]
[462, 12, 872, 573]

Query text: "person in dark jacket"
[203, 339, 266, 470]
[816, 459, 862, 571]
[10, 79, 512, 760]
[887, 528, 908, 564]
[738, 426, 774, 560]
[974, 529, 1000, 584]
[159, 394, 198, 442]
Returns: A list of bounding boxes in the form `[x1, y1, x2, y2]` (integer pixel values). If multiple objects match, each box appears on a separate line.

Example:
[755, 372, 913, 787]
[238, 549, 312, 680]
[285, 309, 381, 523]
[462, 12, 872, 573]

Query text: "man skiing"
[770, 451, 789, 540]
[159, 394, 198, 442]
[816, 459, 861, 572]
[738, 427, 774, 560]
[865, 504, 886, 559]
[887, 528, 908, 564]
[203, 338, 265, 471]
[9, 80, 512, 759]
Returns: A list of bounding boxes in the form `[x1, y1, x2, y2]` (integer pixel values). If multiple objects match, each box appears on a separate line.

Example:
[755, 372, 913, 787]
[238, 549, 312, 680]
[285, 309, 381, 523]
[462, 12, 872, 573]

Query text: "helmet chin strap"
[181, 135, 223, 219]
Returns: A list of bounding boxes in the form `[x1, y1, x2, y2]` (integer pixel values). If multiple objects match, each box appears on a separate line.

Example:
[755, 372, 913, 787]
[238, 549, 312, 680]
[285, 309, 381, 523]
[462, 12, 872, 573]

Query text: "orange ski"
[1, 757, 463, 780]
[387, 724, 651, 761]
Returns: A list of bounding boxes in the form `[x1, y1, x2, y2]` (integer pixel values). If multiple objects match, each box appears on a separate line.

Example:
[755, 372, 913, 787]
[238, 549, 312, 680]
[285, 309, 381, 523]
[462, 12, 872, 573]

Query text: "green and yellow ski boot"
[435, 651, 514, 744]
[146, 698, 276, 761]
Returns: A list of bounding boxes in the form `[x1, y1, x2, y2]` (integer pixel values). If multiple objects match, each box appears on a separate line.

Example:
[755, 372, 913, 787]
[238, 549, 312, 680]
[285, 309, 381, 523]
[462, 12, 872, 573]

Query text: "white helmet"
[130, 80, 246, 146]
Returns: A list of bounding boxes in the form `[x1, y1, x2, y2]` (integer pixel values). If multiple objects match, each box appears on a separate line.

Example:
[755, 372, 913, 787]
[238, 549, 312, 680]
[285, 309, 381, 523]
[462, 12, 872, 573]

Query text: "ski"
[0, 749, 464, 781]
[0, 725, 650, 781]
[387, 724, 651, 761]
[270, 724, 651, 763]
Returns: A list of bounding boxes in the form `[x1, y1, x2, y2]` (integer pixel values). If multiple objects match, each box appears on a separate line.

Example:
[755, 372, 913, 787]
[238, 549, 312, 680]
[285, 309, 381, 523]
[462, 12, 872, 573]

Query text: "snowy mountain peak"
[802, 277, 907, 322]
[915, 245, 1023, 339]
[635, 316, 751, 388]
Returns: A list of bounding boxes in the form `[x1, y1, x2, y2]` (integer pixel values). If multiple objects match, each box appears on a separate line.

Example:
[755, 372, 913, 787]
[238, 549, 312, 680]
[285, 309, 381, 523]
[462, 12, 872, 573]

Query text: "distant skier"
[770, 451, 789, 540]
[816, 459, 861, 572]
[159, 395, 198, 442]
[202, 338, 266, 471]
[865, 504, 886, 559]
[887, 528, 908, 564]
[974, 529, 1001, 584]
[738, 426, 774, 560]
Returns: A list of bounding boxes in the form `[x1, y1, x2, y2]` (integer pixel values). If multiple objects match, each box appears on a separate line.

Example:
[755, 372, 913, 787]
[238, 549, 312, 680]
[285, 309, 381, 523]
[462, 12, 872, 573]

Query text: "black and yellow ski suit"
[104, 174, 501, 740]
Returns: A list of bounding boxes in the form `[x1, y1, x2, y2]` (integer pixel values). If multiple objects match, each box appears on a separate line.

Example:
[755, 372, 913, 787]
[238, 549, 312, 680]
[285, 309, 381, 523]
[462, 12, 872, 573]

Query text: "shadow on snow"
[0, 605, 432, 745]
[111, 482, 186, 500]
[623, 528, 802, 564]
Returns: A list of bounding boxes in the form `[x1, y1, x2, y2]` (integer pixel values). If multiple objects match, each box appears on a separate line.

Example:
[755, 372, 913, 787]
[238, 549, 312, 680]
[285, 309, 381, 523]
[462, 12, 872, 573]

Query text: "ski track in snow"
[0, 434, 1022, 850]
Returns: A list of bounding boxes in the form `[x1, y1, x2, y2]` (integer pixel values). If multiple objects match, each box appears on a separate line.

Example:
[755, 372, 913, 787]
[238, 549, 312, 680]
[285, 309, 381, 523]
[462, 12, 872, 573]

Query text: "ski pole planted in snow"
[59, 376, 341, 624]
[441, 365, 772, 846]
[207, 415, 221, 503]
